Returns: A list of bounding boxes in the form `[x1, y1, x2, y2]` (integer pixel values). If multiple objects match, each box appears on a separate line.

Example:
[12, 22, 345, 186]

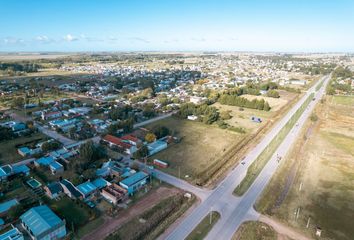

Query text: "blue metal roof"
[36, 156, 55, 166]
[120, 171, 148, 187]
[0, 199, 19, 214]
[49, 161, 63, 170]
[76, 181, 97, 196]
[13, 165, 30, 174]
[18, 147, 31, 154]
[0, 227, 23, 240]
[92, 178, 109, 189]
[20, 205, 63, 237]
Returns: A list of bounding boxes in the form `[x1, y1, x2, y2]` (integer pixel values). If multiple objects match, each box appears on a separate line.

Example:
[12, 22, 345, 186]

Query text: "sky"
[1, 0, 354, 52]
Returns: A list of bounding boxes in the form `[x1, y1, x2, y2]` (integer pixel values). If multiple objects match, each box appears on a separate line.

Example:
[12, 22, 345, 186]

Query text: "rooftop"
[120, 171, 148, 187]
[20, 205, 64, 237]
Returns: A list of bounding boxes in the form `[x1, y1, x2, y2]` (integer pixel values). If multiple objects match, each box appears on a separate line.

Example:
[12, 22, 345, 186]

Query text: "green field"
[330, 95, 354, 106]
[0, 132, 47, 165]
[186, 211, 220, 240]
[234, 93, 314, 196]
[146, 117, 243, 183]
[232, 221, 277, 240]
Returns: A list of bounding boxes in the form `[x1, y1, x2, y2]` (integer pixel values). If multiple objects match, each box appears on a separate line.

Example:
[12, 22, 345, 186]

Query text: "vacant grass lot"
[0, 132, 47, 165]
[330, 95, 354, 106]
[256, 96, 354, 240]
[146, 117, 243, 182]
[232, 221, 277, 240]
[186, 211, 220, 240]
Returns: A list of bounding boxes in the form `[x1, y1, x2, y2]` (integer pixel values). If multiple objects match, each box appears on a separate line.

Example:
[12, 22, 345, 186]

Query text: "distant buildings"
[0, 226, 24, 240]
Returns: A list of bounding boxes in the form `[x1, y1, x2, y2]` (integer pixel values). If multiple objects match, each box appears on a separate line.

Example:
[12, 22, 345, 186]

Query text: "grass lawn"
[146, 117, 243, 182]
[255, 96, 354, 240]
[330, 95, 354, 106]
[185, 211, 220, 240]
[76, 217, 105, 239]
[232, 221, 277, 240]
[0, 132, 48, 165]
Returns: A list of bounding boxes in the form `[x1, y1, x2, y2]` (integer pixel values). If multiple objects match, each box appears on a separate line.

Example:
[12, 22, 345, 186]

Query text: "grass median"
[186, 211, 220, 240]
[234, 93, 314, 196]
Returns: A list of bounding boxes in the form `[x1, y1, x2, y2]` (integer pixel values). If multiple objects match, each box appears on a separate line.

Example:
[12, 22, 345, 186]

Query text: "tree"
[145, 133, 156, 143]
[8, 205, 24, 220]
[41, 141, 61, 152]
[79, 141, 95, 163]
[12, 97, 24, 108]
[152, 125, 170, 138]
[133, 145, 149, 159]
[266, 90, 280, 98]
[220, 111, 232, 120]
[264, 102, 271, 111]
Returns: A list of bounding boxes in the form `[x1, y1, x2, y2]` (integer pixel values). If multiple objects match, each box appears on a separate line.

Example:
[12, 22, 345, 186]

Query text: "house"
[0, 199, 19, 216]
[121, 134, 141, 146]
[60, 179, 82, 199]
[68, 107, 92, 115]
[17, 147, 41, 157]
[44, 182, 62, 199]
[11, 122, 27, 132]
[147, 140, 168, 156]
[20, 205, 66, 240]
[41, 111, 62, 121]
[92, 178, 110, 189]
[0, 164, 29, 181]
[189, 96, 206, 104]
[0, 226, 24, 240]
[102, 135, 137, 155]
[119, 171, 149, 195]
[76, 181, 98, 199]
[101, 183, 128, 205]
[49, 161, 64, 175]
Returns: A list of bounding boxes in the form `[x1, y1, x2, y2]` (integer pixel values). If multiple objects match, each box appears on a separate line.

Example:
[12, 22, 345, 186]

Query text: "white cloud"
[3, 37, 25, 45]
[129, 37, 150, 43]
[63, 34, 78, 42]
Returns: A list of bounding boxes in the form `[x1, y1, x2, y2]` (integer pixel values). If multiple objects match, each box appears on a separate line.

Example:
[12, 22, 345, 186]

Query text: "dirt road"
[81, 187, 180, 240]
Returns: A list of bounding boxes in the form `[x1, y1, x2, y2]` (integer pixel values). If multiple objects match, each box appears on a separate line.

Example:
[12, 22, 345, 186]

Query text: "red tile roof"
[103, 135, 132, 149]
[121, 134, 140, 143]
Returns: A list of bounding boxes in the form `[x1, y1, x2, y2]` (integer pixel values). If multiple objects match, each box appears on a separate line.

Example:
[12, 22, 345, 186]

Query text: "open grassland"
[329, 95, 354, 106]
[0, 132, 47, 165]
[147, 117, 243, 182]
[256, 96, 354, 240]
[186, 211, 220, 240]
[232, 221, 277, 240]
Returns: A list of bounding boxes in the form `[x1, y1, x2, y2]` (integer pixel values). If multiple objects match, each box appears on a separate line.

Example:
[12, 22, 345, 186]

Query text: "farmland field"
[146, 117, 243, 182]
[255, 96, 354, 240]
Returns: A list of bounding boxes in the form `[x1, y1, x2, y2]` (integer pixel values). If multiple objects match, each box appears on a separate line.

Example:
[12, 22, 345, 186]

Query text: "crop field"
[146, 117, 243, 182]
[255, 96, 354, 240]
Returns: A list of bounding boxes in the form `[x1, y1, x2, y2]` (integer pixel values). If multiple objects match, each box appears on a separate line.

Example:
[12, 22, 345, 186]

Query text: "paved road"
[133, 112, 176, 129]
[166, 75, 330, 240]
[34, 123, 76, 145]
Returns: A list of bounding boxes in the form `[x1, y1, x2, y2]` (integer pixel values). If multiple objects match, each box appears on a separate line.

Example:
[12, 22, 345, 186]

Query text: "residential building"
[101, 183, 127, 205]
[0, 226, 24, 240]
[60, 179, 82, 199]
[119, 171, 149, 195]
[44, 182, 62, 199]
[20, 205, 66, 240]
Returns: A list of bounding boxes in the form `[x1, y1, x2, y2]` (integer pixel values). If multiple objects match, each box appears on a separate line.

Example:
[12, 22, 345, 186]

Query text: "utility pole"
[306, 217, 311, 228]
[210, 207, 213, 225]
[178, 166, 181, 179]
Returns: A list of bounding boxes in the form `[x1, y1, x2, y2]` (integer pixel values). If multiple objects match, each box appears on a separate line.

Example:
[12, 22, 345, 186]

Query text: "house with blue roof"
[20, 205, 66, 240]
[76, 181, 98, 198]
[119, 171, 149, 195]
[49, 161, 64, 175]
[147, 140, 168, 156]
[0, 226, 24, 240]
[0, 199, 19, 215]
